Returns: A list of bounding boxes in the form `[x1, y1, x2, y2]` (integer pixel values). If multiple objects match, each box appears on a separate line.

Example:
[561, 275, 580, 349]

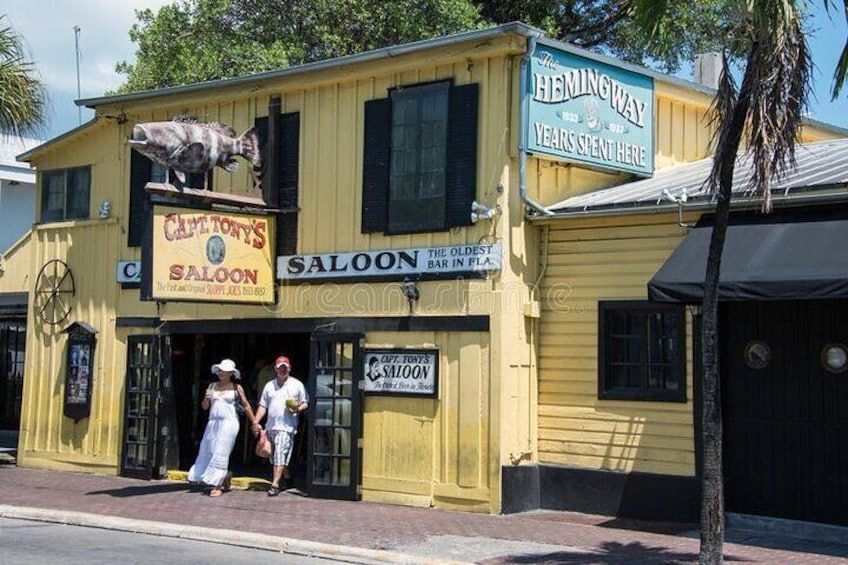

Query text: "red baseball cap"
[275, 356, 291, 369]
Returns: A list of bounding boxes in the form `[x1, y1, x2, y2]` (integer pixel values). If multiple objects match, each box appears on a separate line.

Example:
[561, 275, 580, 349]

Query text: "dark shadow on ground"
[596, 517, 848, 559]
[597, 517, 697, 535]
[478, 541, 754, 564]
[86, 483, 193, 497]
[721, 530, 848, 559]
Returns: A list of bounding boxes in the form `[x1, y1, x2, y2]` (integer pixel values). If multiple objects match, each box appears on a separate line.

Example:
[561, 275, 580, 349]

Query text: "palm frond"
[0, 15, 47, 137]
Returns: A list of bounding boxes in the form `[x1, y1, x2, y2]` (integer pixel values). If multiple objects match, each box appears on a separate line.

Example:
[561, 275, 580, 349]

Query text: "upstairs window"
[362, 81, 478, 235]
[598, 301, 686, 402]
[41, 166, 91, 222]
[128, 153, 211, 247]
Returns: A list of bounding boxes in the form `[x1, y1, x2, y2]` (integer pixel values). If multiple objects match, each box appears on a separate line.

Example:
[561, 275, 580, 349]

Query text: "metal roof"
[0, 136, 41, 182]
[547, 138, 848, 216]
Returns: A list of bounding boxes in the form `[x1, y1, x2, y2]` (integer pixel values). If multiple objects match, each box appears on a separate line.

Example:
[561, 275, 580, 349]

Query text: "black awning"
[648, 211, 848, 303]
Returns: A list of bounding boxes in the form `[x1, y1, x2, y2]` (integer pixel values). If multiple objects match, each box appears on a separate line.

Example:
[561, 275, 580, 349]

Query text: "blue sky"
[3, 1, 848, 141]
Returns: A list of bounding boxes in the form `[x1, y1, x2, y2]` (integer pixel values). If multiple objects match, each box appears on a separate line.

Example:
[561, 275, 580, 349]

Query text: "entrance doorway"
[169, 331, 311, 480]
[721, 299, 848, 527]
[0, 320, 25, 431]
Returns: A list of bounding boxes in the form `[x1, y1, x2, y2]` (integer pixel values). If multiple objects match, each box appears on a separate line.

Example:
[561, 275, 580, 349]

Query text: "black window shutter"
[254, 115, 269, 180]
[361, 98, 391, 233]
[278, 112, 300, 256]
[445, 83, 479, 228]
[128, 150, 152, 247]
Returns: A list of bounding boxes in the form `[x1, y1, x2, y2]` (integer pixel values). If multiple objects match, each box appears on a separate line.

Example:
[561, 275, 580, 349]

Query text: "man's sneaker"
[267, 485, 281, 497]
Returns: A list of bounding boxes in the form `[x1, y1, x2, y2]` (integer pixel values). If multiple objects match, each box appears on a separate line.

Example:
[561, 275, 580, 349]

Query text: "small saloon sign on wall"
[362, 349, 438, 397]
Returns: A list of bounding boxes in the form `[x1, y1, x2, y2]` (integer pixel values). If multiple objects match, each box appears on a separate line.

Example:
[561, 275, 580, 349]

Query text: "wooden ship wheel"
[34, 259, 75, 326]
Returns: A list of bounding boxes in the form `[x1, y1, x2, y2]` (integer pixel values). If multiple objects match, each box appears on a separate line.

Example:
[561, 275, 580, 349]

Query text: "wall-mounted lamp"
[402, 278, 420, 314]
[98, 200, 112, 219]
[470, 200, 496, 223]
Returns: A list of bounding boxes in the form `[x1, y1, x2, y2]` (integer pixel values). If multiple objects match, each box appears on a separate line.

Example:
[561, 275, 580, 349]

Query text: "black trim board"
[0, 292, 27, 315]
[156, 315, 488, 334]
[502, 464, 700, 523]
[116, 317, 161, 328]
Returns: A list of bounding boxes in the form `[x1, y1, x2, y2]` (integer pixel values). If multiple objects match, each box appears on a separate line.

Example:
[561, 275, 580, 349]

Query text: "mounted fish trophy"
[128, 117, 262, 191]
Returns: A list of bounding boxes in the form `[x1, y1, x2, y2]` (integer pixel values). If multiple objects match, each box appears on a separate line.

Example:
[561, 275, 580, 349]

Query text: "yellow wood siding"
[0, 231, 33, 293]
[361, 331, 491, 511]
[19, 219, 128, 471]
[537, 213, 697, 477]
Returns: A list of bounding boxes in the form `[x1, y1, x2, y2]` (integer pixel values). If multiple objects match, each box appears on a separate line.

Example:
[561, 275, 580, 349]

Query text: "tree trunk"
[699, 79, 751, 565]
[699, 184, 730, 564]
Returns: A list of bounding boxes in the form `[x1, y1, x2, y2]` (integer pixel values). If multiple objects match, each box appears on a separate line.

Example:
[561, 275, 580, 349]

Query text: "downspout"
[519, 36, 553, 217]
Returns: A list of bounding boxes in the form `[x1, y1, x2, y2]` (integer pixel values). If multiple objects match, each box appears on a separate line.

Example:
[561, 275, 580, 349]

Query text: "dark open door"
[307, 333, 363, 500]
[120, 335, 160, 479]
[0, 321, 26, 430]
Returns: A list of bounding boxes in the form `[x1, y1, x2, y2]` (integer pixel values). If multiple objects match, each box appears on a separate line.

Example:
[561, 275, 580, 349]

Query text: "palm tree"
[632, 1, 847, 563]
[0, 14, 46, 137]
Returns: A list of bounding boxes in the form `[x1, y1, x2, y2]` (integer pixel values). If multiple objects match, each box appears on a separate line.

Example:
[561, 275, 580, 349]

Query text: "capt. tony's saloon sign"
[362, 349, 438, 397]
[142, 205, 275, 304]
[527, 43, 654, 176]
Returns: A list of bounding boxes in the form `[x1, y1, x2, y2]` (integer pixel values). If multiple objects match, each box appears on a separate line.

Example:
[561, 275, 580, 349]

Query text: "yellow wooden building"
[4, 22, 847, 524]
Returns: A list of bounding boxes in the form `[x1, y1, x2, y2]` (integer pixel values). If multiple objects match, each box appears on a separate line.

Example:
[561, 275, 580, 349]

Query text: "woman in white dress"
[188, 359, 257, 496]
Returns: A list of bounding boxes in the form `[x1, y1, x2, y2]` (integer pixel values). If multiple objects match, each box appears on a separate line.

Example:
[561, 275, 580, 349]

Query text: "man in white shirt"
[251, 355, 309, 496]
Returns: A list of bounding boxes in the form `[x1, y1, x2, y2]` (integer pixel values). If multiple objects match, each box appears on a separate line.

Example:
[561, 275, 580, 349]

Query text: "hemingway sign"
[277, 243, 502, 281]
[363, 349, 438, 397]
[149, 205, 275, 303]
[527, 43, 654, 176]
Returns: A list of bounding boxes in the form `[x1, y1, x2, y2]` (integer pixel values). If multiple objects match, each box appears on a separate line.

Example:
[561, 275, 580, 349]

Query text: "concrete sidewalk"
[0, 466, 846, 564]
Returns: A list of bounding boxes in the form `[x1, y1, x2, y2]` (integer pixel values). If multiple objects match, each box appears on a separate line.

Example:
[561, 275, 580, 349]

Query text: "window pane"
[388, 82, 449, 233]
[66, 167, 90, 219]
[41, 172, 65, 221]
[151, 163, 168, 183]
[600, 302, 685, 401]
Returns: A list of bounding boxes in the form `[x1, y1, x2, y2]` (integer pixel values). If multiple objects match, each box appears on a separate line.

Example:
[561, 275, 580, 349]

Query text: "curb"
[0, 504, 472, 565]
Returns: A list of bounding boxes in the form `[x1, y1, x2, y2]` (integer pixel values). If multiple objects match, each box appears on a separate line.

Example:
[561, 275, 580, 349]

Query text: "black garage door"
[721, 299, 848, 526]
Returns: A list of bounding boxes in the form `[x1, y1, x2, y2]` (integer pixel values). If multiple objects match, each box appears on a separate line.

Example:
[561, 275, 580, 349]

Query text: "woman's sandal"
[209, 486, 223, 497]
[222, 472, 233, 492]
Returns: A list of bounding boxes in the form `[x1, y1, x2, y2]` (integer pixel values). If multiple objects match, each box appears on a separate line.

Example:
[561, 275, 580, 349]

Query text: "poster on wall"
[526, 42, 655, 176]
[362, 349, 438, 397]
[62, 321, 97, 421]
[144, 205, 275, 304]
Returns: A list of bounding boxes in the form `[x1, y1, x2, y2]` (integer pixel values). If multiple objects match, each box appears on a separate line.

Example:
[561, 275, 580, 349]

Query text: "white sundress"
[187, 384, 240, 486]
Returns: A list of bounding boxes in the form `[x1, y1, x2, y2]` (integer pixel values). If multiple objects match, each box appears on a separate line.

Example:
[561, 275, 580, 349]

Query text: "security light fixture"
[470, 200, 496, 223]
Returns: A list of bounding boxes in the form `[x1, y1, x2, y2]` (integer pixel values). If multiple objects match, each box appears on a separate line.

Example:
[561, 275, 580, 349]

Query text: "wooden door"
[722, 299, 848, 526]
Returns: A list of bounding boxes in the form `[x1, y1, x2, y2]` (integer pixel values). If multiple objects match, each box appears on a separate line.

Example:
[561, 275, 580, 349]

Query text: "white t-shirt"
[260, 376, 308, 433]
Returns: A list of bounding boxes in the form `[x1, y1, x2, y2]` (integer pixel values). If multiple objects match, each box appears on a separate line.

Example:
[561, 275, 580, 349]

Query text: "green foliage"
[114, 0, 487, 93]
[0, 14, 46, 137]
[114, 0, 847, 98]
[478, 0, 732, 73]
[115, 0, 293, 93]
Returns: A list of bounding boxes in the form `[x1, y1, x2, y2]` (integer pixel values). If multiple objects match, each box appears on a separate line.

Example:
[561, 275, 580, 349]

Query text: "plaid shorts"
[267, 429, 294, 467]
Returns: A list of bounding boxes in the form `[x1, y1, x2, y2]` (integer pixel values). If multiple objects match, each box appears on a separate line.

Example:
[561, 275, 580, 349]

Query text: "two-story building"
[6, 23, 847, 526]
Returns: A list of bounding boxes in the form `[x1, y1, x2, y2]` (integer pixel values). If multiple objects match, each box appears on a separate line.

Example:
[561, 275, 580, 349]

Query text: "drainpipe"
[519, 36, 553, 217]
